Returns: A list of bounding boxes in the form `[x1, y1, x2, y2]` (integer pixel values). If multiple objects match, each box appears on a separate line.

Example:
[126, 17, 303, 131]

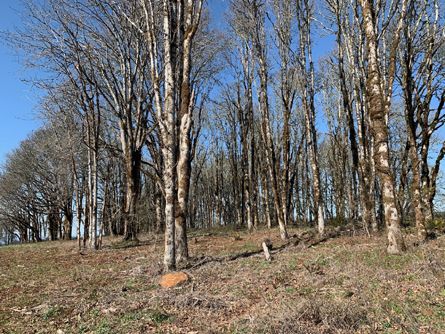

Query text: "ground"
[1, 227, 444, 334]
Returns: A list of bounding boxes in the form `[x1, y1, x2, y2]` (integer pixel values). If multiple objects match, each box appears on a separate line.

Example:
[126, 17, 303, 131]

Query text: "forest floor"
[1, 226, 445, 334]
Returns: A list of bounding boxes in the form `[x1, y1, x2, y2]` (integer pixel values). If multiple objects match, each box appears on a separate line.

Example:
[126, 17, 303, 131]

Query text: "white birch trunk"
[360, 0, 407, 253]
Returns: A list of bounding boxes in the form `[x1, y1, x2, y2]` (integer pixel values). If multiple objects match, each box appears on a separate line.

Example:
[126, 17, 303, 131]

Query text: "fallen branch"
[184, 228, 344, 270]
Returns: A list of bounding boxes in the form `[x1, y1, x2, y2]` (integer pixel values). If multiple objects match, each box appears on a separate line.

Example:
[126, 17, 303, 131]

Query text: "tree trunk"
[75, 177, 83, 251]
[402, 34, 427, 241]
[175, 0, 203, 264]
[257, 56, 288, 240]
[297, 0, 325, 235]
[88, 146, 98, 250]
[175, 108, 192, 265]
[155, 191, 163, 234]
[360, 0, 406, 253]
[123, 150, 142, 241]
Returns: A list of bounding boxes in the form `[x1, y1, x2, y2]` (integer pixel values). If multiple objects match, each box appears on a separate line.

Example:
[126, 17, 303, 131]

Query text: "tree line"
[0, 0, 444, 271]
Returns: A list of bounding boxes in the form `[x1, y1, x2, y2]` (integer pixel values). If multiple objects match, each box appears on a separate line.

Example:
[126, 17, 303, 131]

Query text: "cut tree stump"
[262, 238, 272, 261]
[159, 272, 189, 288]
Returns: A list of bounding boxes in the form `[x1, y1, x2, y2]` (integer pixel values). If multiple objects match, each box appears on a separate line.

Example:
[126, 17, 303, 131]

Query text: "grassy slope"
[0, 227, 444, 334]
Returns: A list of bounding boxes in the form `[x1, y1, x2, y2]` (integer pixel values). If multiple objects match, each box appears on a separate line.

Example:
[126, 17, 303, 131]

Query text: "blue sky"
[0, 0, 332, 166]
[0, 1, 233, 166]
[0, 0, 237, 167]
[0, 1, 42, 164]
[0, 0, 441, 170]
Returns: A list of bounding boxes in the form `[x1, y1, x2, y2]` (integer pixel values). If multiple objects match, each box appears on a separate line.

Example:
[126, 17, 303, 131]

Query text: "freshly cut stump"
[159, 272, 189, 288]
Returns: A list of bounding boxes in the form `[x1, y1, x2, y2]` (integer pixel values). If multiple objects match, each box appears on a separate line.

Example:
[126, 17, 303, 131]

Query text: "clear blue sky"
[0, 0, 330, 166]
[0, 1, 233, 166]
[1, 0, 441, 172]
[0, 1, 42, 165]
[0, 1, 233, 167]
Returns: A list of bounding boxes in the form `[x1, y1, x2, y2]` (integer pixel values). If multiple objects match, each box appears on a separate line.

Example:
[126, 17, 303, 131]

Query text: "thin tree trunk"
[297, 0, 325, 235]
[123, 150, 142, 241]
[402, 33, 427, 241]
[257, 50, 288, 240]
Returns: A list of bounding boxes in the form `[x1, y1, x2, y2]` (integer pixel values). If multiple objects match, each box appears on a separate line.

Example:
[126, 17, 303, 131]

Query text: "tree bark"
[253, 1, 288, 240]
[123, 149, 142, 241]
[297, 0, 325, 235]
[360, 0, 406, 253]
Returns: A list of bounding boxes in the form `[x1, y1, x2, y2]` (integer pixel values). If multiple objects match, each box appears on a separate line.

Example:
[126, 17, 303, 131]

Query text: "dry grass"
[1, 227, 444, 333]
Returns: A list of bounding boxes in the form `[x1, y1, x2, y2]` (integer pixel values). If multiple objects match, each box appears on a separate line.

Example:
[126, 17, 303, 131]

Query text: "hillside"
[1, 228, 445, 334]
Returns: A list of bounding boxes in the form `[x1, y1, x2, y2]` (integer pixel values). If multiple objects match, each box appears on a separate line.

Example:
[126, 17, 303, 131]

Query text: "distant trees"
[1, 0, 444, 259]
[0, 125, 75, 242]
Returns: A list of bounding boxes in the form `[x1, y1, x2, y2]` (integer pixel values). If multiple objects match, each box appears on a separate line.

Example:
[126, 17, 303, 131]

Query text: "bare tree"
[359, 0, 408, 253]
[399, 0, 445, 239]
[296, 0, 326, 235]
[140, 0, 203, 270]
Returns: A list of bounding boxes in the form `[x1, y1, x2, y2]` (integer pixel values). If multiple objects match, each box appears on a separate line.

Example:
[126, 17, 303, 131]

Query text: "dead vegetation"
[1, 227, 445, 333]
